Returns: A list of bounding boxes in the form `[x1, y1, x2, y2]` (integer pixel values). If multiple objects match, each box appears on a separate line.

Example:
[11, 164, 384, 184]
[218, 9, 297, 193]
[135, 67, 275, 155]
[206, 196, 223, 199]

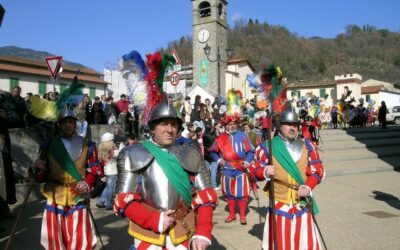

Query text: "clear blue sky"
[1, 0, 399, 73]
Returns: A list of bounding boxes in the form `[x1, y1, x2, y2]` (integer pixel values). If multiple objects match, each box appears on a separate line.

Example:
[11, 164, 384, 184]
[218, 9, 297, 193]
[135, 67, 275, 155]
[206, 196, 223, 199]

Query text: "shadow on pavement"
[211, 236, 227, 250]
[248, 222, 264, 241]
[0, 200, 44, 249]
[371, 190, 400, 210]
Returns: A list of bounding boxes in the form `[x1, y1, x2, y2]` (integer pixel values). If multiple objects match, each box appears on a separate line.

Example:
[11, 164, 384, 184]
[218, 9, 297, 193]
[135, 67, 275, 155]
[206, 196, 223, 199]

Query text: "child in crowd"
[96, 132, 123, 210]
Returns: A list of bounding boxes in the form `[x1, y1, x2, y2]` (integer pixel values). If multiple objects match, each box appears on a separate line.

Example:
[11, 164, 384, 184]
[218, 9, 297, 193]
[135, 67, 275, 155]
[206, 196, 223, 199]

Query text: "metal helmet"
[57, 105, 77, 121]
[279, 108, 300, 124]
[148, 96, 182, 125]
[304, 115, 313, 122]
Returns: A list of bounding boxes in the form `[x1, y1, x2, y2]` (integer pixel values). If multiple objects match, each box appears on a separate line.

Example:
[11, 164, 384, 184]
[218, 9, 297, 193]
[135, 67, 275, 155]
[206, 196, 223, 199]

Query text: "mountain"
[0, 46, 95, 71]
[165, 21, 400, 85]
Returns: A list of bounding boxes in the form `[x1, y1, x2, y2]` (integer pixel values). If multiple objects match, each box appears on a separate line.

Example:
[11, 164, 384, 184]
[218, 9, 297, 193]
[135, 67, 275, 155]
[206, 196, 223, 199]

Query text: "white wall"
[103, 68, 127, 99]
[0, 72, 105, 99]
[226, 62, 254, 100]
[379, 91, 400, 108]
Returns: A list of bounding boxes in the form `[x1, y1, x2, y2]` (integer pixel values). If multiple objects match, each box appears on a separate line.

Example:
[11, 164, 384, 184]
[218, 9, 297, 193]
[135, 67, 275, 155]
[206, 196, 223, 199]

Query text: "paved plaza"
[1, 170, 399, 249]
[1, 126, 400, 249]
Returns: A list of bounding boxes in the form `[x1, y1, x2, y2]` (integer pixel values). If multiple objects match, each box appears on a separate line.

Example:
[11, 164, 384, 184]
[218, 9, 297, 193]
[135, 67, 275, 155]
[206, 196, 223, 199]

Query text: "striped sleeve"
[304, 139, 325, 190]
[84, 142, 103, 187]
[248, 143, 269, 181]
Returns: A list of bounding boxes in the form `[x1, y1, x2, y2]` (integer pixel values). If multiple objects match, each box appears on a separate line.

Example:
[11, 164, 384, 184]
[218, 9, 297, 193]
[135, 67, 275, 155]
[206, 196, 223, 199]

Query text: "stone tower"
[192, 0, 228, 97]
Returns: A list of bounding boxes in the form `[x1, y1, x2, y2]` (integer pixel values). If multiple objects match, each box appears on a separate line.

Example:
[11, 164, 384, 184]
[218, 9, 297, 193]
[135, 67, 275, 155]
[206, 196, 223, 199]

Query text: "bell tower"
[192, 0, 228, 97]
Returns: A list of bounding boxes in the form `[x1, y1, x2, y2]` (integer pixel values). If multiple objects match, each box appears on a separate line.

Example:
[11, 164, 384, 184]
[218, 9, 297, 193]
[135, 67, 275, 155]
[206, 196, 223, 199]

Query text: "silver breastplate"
[61, 136, 84, 161]
[141, 160, 184, 211]
[281, 138, 304, 163]
[115, 143, 211, 211]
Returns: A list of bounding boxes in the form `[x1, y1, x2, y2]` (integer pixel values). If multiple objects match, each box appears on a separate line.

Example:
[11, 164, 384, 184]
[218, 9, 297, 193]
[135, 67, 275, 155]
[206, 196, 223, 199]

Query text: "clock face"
[198, 29, 210, 43]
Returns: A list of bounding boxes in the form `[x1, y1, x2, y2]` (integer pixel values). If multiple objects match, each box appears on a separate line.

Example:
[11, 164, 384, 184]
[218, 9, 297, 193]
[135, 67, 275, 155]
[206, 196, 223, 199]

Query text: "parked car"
[386, 106, 400, 125]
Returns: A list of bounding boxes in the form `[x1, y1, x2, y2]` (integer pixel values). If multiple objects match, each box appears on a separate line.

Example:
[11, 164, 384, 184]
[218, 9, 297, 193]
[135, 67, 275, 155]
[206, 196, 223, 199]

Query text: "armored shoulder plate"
[169, 143, 211, 190]
[169, 143, 202, 173]
[120, 144, 154, 172]
[115, 144, 154, 194]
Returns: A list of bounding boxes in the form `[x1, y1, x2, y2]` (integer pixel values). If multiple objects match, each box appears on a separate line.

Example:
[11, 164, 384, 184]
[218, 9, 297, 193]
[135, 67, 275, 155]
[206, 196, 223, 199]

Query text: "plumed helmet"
[304, 115, 313, 122]
[148, 96, 182, 125]
[279, 108, 299, 123]
[57, 105, 77, 121]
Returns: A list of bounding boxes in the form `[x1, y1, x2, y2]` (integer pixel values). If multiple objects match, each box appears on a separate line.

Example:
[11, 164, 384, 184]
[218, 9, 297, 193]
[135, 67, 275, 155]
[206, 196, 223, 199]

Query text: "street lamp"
[203, 43, 233, 104]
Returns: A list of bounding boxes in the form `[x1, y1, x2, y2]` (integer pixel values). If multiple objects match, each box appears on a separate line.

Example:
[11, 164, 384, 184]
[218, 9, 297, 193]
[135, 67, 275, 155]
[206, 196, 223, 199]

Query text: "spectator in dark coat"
[92, 96, 104, 124]
[6, 86, 27, 128]
[378, 101, 388, 129]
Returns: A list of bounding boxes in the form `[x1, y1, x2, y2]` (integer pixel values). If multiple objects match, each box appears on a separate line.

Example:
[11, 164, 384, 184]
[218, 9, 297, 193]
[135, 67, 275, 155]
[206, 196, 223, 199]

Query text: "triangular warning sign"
[45, 56, 63, 77]
[171, 48, 181, 65]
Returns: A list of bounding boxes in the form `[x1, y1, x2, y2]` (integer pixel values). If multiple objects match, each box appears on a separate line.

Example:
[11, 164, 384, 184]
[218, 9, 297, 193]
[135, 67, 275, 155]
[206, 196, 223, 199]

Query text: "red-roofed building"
[0, 55, 109, 99]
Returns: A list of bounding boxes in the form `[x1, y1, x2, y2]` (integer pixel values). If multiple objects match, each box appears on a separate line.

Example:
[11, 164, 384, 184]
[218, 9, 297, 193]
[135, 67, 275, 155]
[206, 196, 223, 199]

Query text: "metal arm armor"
[115, 144, 154, 194]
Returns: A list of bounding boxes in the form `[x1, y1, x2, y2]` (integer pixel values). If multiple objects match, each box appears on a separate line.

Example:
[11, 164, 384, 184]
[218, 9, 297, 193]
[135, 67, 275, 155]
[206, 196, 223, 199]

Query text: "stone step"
[319, 126, 400, 136]
[319, 137, 400, 150]
[320, 131, 400, 142]
[324, 156, 400, 176]
[320, 146, 400, 162]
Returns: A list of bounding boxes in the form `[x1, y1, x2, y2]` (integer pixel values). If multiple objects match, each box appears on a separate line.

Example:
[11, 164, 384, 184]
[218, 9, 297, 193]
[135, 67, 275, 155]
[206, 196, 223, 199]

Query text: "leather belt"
[274, 179, 300, 190]
[173, 203, 192, 220]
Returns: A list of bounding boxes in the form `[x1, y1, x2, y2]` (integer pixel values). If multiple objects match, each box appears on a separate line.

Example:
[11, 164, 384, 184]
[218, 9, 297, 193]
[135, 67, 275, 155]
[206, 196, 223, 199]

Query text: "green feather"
[156, 54, 176, 90]
[55, 76, 85, 111]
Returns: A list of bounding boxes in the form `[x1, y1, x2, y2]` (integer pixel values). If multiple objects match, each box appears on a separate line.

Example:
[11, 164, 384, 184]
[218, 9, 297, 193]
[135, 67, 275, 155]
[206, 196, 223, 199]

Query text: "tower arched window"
[198, 1, 211, 17]
[218, 3, 224, 19]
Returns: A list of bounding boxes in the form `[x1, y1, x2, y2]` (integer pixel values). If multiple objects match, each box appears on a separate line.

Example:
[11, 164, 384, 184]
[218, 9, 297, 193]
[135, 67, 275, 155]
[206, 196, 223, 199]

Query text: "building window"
[60, 83, 67, 93]
[89, 87, 96, 99]
[218, 3, 224, 19]
[10, 78, 19, 90]
[320, 88, 326, 98]
[38, 81, 47, 96]
[297, 91, 301, 98]
[198, 2, 211, 17]
[366, 94, 370, 102]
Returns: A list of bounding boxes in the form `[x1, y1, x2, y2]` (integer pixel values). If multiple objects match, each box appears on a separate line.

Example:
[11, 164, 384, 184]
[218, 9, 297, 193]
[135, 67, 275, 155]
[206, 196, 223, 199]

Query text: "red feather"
[272, 86, 288, 113]
[143, 52, 165, 124]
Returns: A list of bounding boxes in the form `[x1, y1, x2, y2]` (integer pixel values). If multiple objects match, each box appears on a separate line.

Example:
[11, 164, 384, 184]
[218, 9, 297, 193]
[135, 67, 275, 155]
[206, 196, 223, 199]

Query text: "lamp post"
[203, 43, 233, 105]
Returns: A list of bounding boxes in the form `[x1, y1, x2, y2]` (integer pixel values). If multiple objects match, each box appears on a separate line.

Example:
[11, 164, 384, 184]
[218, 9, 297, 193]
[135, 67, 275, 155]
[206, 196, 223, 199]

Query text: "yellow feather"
[29, 96, 58, 121]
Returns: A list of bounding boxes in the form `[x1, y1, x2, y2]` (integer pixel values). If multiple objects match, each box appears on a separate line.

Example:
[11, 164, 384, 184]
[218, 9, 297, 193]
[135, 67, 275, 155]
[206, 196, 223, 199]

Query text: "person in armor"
[32, 106, 103, 249]
[249, 107, 325, 249]
[113, 97, 218, 250]
[209, 113, 255, 225]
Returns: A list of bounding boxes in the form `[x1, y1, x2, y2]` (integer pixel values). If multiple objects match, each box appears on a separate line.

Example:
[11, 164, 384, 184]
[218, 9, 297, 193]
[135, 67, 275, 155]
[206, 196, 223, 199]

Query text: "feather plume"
[142, 52, 176, 124]
[260, 64, 287, 113]
[157, 54, 176, 88]
[55, 76, 85, 112]
[121, 50, 148, 77]
[120, 50, 148, 108]
[226, 89, 242, 116]
[246, 73, 260, 89]
[28, 96, 58, 121]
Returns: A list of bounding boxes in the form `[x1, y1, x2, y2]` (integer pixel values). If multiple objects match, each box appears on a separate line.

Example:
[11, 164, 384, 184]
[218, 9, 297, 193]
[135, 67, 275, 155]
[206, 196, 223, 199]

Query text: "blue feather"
[246, 74, 260, 89]
[122, 50, 148, 78]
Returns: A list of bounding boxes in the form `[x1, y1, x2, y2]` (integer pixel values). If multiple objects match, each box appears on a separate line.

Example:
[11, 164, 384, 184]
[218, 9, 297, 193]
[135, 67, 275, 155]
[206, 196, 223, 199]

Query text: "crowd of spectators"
[0, 85, 392, 218]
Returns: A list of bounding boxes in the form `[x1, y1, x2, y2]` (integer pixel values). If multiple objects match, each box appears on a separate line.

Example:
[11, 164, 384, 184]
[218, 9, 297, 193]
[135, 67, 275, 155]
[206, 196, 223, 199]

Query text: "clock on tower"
[192, 0, 228, 97]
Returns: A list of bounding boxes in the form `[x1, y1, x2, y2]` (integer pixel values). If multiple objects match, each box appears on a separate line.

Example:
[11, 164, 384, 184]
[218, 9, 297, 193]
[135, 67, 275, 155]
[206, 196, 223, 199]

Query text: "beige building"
[287, 80, 336, 107]
[226, 58, 255, 100]
[287, 73, 365, 107]
[361, 79, 400, 108]
[0, 56, 108, 98]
